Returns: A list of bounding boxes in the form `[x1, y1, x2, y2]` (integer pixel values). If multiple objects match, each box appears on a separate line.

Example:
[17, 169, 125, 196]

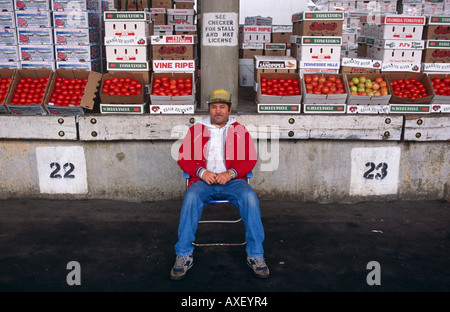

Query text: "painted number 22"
[363, 162, 388, 180]
[50, 162, 75, 179]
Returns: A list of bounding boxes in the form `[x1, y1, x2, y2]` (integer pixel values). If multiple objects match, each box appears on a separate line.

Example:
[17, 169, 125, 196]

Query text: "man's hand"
[201, 171, 232, 185]
[215, 172, 232, 185]
[202, 171, 218, 185]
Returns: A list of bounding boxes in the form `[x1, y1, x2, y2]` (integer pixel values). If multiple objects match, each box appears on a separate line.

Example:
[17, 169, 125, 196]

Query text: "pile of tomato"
[0, 77, 12, 103]
[10, 76, 50, 105]
[102, 76, 142, 97]
[260, 77, 301, 96]
[49, 77, 88, 106]
[430, 77, 450, 96]
[304, 75, 345, 95]
[151, 76, 193, 96]
[390, 78, 428, 100]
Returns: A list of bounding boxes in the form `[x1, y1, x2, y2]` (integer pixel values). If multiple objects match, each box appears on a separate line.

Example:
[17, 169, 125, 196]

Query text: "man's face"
[209, 102, 231, 127]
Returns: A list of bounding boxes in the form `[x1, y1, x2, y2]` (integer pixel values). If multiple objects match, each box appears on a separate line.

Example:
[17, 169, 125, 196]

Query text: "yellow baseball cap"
[208, 89, 232, 105]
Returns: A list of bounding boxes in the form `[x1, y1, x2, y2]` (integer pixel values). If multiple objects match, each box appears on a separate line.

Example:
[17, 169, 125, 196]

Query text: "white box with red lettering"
[369, 15, 426, 40]
[150, 59, 196, 114]
[104, 11, 151, 45]
[240, 25, 271, 43]
[167, 9, 195, 25]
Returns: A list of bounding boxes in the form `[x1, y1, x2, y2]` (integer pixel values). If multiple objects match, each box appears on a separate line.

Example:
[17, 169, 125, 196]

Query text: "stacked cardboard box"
[422, 16, 450, 73]
[0, 3, 19, 71]
[15, 0, 54, 70]
[365, 15, 426, 72]
[291, 11, 345, 75]
[148, 0, 197, 114]
[238, 20, 270, 88]
[102, 10, 152, 113]
[399, 0, 446, 16]
[53, 0, 102, 71]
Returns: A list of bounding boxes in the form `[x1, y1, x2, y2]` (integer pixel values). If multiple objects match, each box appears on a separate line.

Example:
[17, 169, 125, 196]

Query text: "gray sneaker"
[247, 256, 270, 279]
[170, 254, 193, 280]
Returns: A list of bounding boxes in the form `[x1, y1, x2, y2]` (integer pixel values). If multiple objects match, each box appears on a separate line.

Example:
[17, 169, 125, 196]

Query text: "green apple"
[352, 77, 359, 85]
[350, 85, 357, 93]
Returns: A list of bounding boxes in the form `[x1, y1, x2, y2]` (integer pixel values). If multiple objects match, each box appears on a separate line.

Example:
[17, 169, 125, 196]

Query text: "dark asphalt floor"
[0, 198, 448, 304]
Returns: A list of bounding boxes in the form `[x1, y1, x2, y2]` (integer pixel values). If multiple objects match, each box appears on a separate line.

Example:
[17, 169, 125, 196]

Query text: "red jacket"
[177, 120, 257, 187]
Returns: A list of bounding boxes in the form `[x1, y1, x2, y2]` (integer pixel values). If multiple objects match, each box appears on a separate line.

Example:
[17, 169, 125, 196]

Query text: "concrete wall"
[0, 139, 448, 203]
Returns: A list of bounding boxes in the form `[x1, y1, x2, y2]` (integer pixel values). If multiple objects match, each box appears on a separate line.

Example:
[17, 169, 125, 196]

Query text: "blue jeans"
[175, 179, 265, 257]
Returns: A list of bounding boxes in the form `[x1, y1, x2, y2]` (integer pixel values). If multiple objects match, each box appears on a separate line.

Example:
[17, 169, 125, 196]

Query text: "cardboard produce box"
[150, 71, 195, 106]
[301, 73, 347, 104]
[253, 55, 297, 84]
[369, 15, 425, 40]
[290, 35, 342, 63]
[292, 11, 344, 37]
[256, 72, 302, 105]
[0, 68, 15, 114]
[240, 25, 271, 43]
[152, 0, 173, 9]
[264, 43, 286, 56]
[5, 68, 54, 115]
[15, 10, 52, 28]
[428, 73, 450, 104]
[340, 57, 382, 74]
[52, 0, 100, 11]
[423, 16, 450, 40]
[167, 9, 195, 25]
[105, 45, 150, 71]
[43, 68, 102, 114]
[344, 73, 391, 105]
[100, 71, 145, 105]
[150, 8, 166, 25]
[386, 73, 434, 104]
[423, 40, 450, 62]
[174, 0, 194, 10]
[151, 35, 197, 60]
[271, 25, 292, 43]
[239, 42, 263, 59]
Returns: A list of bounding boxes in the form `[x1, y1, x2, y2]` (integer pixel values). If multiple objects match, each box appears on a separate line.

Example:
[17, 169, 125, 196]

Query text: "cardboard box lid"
[254, 55, 297, 69]
[291, 35, 342, 45]
[104, 11, 150, 21]
[341, 57, 382, 69]
[292, 11, 345, 23]
[426, 40, 450, 49]
[167, 9, 195, 15]
[150, 35, 197, 44]
[428, 16, 450, 25]
[369, 15, 426, 25]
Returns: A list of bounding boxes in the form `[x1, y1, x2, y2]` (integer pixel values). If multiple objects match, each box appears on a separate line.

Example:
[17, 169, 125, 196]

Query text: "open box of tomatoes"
[5, 68, 54, 115]
[150, 72, 195, 105]
[427, 74, 450, 104]
[386, 73, 434, 104]
[256, 73, 302, 104]
[301, 74, 347, 104]
[44, 68, 102, 115]
[344, 73, 391, 105]
[0, 68, 15, 114]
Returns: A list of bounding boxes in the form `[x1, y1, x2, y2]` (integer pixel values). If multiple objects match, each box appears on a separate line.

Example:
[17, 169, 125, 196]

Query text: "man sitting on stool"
[170, 89, 269, 280]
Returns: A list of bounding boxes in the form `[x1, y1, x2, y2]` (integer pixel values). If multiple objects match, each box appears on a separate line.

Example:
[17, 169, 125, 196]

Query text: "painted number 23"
[50, 162, 75, 179]
[363, 162, 388, 180]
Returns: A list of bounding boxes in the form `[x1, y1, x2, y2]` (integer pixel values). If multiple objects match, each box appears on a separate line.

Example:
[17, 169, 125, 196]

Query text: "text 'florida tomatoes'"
[50, 76, 88, 106]
[151, 75, 193, 96]
[304, 75, 345, 95]
[260, 77, 300, 96]
[11, 76, 49, 105]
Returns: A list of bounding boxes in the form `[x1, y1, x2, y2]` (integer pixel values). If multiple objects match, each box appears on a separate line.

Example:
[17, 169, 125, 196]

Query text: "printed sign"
[202, 12, 238, 46]
[36, 146, 88, 194]
[350, 147, 401, 196]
